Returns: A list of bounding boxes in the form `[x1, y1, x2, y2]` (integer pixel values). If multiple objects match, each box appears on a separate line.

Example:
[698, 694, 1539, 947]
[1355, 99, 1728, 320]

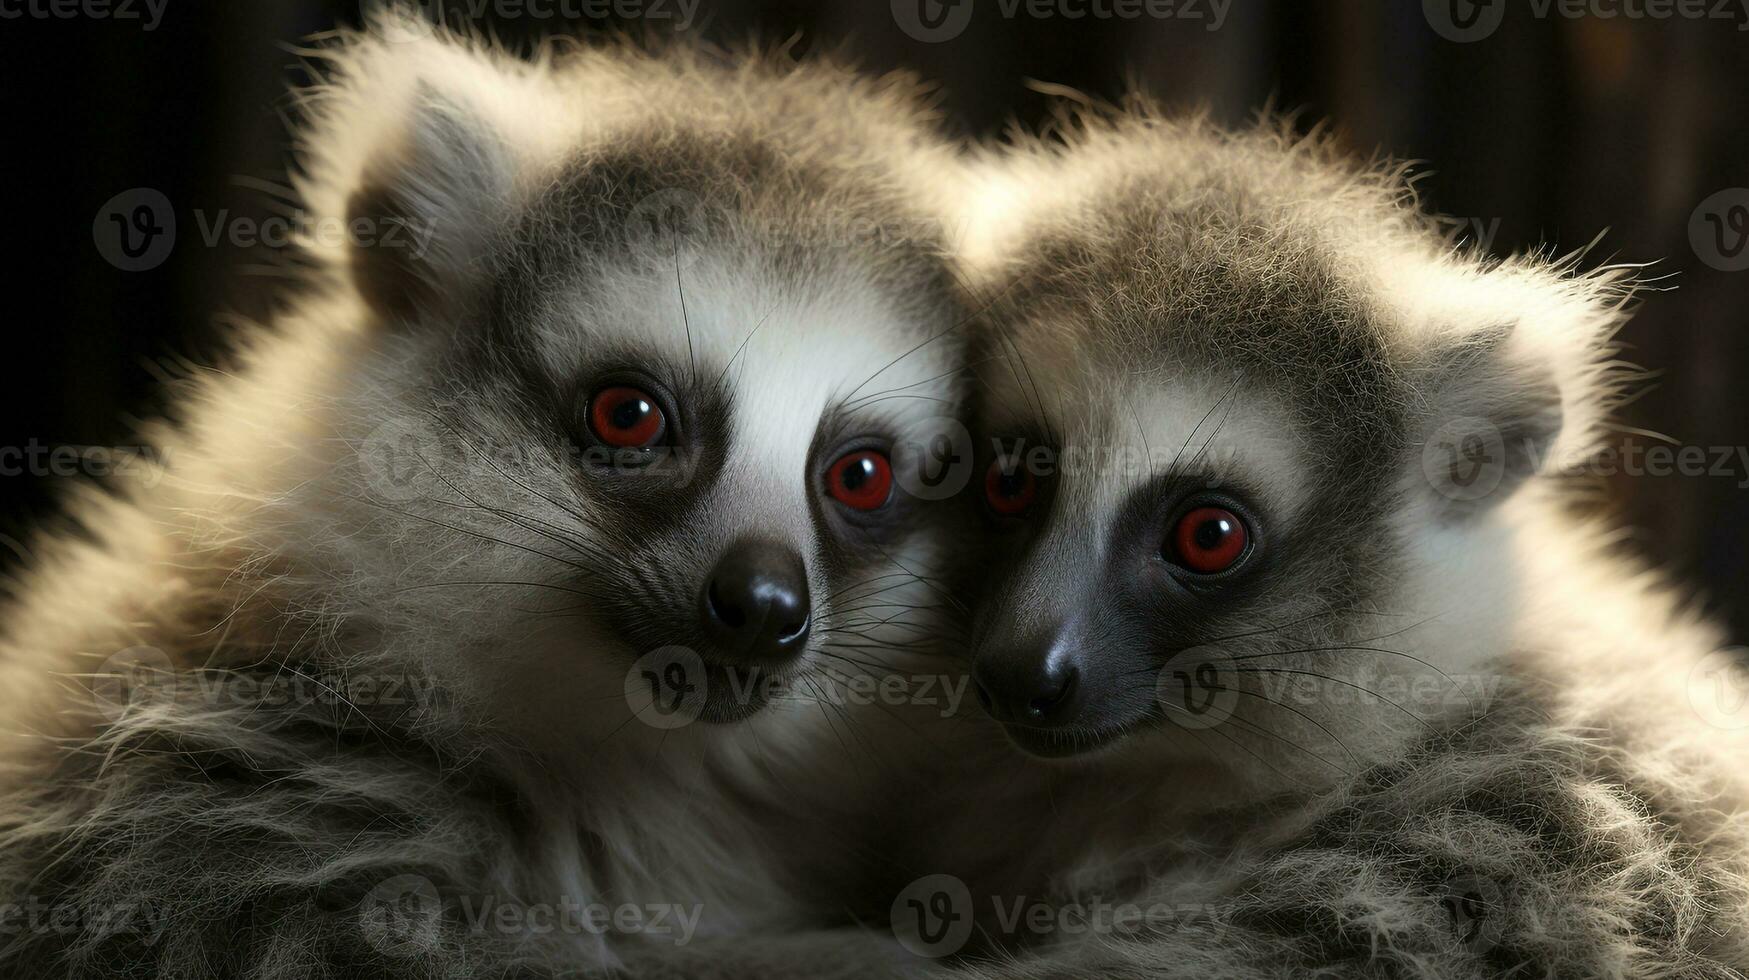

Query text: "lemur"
[903, 102, 1749, 978]
[0, 12, 969, 978]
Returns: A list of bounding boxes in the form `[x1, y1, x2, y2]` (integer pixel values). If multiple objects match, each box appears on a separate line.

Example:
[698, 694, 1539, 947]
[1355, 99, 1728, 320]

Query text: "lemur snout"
[699, 539, 811, 666]
[973, 646, 1080, 727]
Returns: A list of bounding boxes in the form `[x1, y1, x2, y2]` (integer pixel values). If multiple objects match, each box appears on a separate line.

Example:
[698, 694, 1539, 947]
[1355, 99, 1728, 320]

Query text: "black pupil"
[610, 396, 651, 431]
[996, 471, 1026, 498]
[1193, 516, 1233, 550]
[841, 456, 875, 490]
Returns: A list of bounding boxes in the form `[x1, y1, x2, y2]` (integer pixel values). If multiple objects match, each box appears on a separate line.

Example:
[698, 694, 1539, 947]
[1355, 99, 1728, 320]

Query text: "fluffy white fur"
[0, 11, 966, 979]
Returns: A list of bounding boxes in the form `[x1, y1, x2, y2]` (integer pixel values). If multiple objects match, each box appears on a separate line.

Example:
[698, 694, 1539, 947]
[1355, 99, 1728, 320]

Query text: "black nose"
[973, 650, 1079, 727]
[699, 539, 811, 666]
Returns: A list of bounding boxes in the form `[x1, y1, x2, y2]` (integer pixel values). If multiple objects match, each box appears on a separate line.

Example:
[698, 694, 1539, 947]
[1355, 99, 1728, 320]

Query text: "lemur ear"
[1416, 322, 1564, 515]
[345, 91, 514, 323]
[293, 14, 562, 326]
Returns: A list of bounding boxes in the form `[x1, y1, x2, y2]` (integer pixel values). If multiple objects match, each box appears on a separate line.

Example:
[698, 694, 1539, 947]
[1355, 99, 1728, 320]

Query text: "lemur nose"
[699, 539, 811, 666]
[973, 654, 1079, 727]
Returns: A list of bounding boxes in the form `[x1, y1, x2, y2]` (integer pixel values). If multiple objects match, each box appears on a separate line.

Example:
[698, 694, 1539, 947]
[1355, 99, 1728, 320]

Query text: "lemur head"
[956, 107, 1629, 790]
[265, 16, 965, 768]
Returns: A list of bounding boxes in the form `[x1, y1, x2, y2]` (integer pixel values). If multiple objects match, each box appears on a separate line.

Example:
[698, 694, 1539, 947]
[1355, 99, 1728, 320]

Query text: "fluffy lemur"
[922, 102, 1749, 977]
[0, 12, 969, 978]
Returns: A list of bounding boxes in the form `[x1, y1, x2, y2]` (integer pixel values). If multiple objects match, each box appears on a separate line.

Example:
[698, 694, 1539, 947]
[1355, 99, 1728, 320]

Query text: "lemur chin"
[0, 11, 966, 977]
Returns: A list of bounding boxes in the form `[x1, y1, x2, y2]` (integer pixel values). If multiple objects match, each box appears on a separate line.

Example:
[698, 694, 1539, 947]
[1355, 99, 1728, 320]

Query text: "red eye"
[589, 386, 666, 449]
[985, 458, 1037, 517]
[826, 451, 893, 511]
[1170, 506, 1249, 575]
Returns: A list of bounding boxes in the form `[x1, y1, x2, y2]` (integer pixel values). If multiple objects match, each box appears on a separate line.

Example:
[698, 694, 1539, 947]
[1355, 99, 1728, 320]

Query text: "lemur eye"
[589, 386, 666, 449]
[985, 458, 1037, 517]
[826, 451, 894, 511]
[1168, 506, 1249, 575]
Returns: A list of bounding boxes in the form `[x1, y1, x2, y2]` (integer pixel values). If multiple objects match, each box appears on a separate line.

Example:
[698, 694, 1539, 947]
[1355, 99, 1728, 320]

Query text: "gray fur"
[0, 11, 967, 979]
[933, 101, 1749, 977]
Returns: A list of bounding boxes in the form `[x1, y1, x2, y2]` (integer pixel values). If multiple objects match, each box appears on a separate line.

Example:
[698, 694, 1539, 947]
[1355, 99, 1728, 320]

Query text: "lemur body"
[0, 15, 965, 978]
[925, 105, 1749, 977]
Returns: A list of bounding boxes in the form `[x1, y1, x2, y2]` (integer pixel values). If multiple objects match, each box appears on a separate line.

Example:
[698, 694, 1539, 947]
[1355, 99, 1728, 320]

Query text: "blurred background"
[0, 0, 1746, 635]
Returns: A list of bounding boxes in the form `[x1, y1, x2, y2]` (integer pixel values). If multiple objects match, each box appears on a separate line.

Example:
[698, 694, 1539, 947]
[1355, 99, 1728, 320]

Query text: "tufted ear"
[345, 90, 514, 323]
[1416, 322, 1564, 515]
[291, 12, 564, 326]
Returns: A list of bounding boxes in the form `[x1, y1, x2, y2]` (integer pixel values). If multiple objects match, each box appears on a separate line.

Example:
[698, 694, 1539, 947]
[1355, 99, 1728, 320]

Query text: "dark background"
[1, 1, 1746, 635]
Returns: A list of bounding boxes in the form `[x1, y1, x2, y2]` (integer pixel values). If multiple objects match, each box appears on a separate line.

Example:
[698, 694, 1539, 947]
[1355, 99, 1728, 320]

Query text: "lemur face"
[959, 119, 1581, 789]
[281, 32, 964, 764]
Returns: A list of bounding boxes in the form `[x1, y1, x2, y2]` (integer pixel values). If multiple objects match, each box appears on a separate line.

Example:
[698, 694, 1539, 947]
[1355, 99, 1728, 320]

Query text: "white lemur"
[901, 101, 1749, 978]
[0, 12, 968, 978]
